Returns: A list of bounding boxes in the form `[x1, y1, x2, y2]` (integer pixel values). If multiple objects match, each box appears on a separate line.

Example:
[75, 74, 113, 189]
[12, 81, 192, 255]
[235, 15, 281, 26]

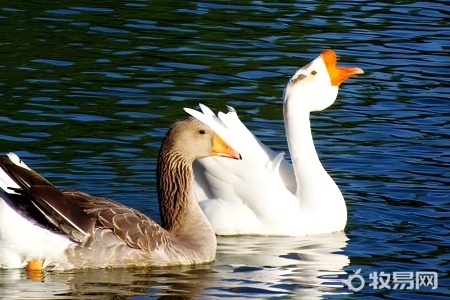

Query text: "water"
[0, 0, 449, 298]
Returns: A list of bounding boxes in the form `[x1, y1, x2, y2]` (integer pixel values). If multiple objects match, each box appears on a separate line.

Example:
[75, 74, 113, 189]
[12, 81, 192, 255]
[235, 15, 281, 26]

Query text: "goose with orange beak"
[186, 49, 364, 236]
[0, 117, 240, 270]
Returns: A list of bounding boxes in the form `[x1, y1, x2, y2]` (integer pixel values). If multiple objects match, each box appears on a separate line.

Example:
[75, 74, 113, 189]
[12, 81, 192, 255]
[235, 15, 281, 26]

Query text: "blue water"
[0, 0, 449, 299]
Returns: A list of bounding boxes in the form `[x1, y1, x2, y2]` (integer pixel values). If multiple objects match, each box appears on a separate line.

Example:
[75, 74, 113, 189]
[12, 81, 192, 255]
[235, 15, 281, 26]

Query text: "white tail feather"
[7, 153, 31, 170]
[0, 153, 24, 194]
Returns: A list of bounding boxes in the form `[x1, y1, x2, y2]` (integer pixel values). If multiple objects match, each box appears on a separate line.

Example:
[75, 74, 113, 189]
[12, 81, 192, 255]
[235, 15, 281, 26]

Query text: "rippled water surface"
[1, 0, 449, 299]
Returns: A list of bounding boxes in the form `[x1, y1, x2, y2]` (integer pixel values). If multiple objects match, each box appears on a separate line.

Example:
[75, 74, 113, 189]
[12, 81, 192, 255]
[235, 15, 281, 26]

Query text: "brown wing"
[1, 155, 172, 252]
[1, 156, 95, 242]
[62, 190, 173, 252]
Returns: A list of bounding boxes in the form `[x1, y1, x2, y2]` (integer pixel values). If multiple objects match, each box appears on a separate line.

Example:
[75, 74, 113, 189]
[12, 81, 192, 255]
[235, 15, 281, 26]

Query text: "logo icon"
[345, 268, 365, 292]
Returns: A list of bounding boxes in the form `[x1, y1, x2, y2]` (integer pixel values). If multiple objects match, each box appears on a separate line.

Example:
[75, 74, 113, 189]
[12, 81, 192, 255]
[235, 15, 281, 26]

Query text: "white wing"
[184, 104, 301, 236]
[183, 50, 360, 236]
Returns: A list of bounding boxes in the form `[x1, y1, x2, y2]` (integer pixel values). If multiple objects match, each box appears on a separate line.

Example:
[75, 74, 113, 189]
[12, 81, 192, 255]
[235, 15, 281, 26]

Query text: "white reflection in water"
[0, 233, 349, 299]
[214, 232, 350, 299]
[0, 269, 70, 299]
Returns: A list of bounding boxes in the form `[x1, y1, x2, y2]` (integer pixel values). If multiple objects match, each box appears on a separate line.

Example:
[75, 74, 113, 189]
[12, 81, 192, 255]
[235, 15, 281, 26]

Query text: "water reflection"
[0, 233, 348, 299]
[0, 265, 216, 299]
[215, 232, 349, 299]
[1, 0, 449, 298]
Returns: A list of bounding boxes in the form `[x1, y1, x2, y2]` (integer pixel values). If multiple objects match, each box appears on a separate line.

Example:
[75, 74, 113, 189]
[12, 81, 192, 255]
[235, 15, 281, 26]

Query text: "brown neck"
[156, 132, 217, 263]
[157, 149, 193, 232]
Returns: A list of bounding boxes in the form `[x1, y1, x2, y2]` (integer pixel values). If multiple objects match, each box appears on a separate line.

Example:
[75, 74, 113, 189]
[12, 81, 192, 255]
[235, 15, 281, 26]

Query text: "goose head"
[283, 49, 364, 112]
[160, 117, 241, 163]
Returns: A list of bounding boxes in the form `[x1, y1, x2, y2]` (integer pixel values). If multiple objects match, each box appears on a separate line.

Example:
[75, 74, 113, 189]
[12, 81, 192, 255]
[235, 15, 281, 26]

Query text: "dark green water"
[0, 0, 449, 299]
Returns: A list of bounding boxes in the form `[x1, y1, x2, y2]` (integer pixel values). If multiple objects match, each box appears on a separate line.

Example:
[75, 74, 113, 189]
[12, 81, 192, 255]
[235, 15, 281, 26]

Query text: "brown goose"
[0, 117, 240, 270]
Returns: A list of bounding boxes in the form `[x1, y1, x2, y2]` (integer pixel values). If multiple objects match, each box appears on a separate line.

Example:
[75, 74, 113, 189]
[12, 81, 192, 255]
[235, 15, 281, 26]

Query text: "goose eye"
[311, 70, 317, 75]
[199, 130, 206, 134]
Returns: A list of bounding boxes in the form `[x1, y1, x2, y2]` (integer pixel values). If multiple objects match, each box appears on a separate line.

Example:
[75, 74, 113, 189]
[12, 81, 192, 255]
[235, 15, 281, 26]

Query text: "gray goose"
[0, 117, 240, 270]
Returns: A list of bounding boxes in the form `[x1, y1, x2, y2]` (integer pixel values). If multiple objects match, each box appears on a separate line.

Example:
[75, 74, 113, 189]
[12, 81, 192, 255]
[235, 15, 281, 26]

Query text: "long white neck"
[284, 107, 334, 200]
[283, 92, 346, 231]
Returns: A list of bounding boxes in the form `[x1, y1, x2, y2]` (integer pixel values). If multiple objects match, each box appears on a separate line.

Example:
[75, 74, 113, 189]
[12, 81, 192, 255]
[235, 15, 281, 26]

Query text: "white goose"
[185, 49, 363, 236]
[0, 117, 240, 270]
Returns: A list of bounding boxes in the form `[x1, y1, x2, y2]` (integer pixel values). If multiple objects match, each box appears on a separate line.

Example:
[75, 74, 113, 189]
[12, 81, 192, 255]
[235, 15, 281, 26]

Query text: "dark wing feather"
[1, 155, 172, 252]
[1, 156, 95, 242]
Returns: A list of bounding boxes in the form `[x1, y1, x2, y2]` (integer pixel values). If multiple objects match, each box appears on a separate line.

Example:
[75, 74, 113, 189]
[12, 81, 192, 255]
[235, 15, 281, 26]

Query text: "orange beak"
[212, 134, 241, 160]
[321, 49, 364, 86]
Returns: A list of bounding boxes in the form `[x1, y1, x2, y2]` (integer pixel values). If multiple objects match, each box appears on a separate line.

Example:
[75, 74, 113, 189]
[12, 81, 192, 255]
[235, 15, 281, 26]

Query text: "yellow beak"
[212, 134, 241, 160]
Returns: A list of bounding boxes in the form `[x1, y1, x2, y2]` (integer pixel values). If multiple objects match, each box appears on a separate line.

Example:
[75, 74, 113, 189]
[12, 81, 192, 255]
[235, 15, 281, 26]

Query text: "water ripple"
[0, 0, 449, 298]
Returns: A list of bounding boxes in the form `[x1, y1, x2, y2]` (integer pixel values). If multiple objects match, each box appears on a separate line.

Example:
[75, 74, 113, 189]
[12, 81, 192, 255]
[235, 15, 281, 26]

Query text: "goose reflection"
[0, 233, 349, 299]
[214, 232, 350, 299]
[0, 265, 216, 299]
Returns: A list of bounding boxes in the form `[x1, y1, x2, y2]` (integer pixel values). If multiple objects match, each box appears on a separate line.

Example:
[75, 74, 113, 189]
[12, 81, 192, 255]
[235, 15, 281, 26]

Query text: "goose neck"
[283, 106, 333, 198]
[157, 150, 216, 260]
[284, 109, 323, 169]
